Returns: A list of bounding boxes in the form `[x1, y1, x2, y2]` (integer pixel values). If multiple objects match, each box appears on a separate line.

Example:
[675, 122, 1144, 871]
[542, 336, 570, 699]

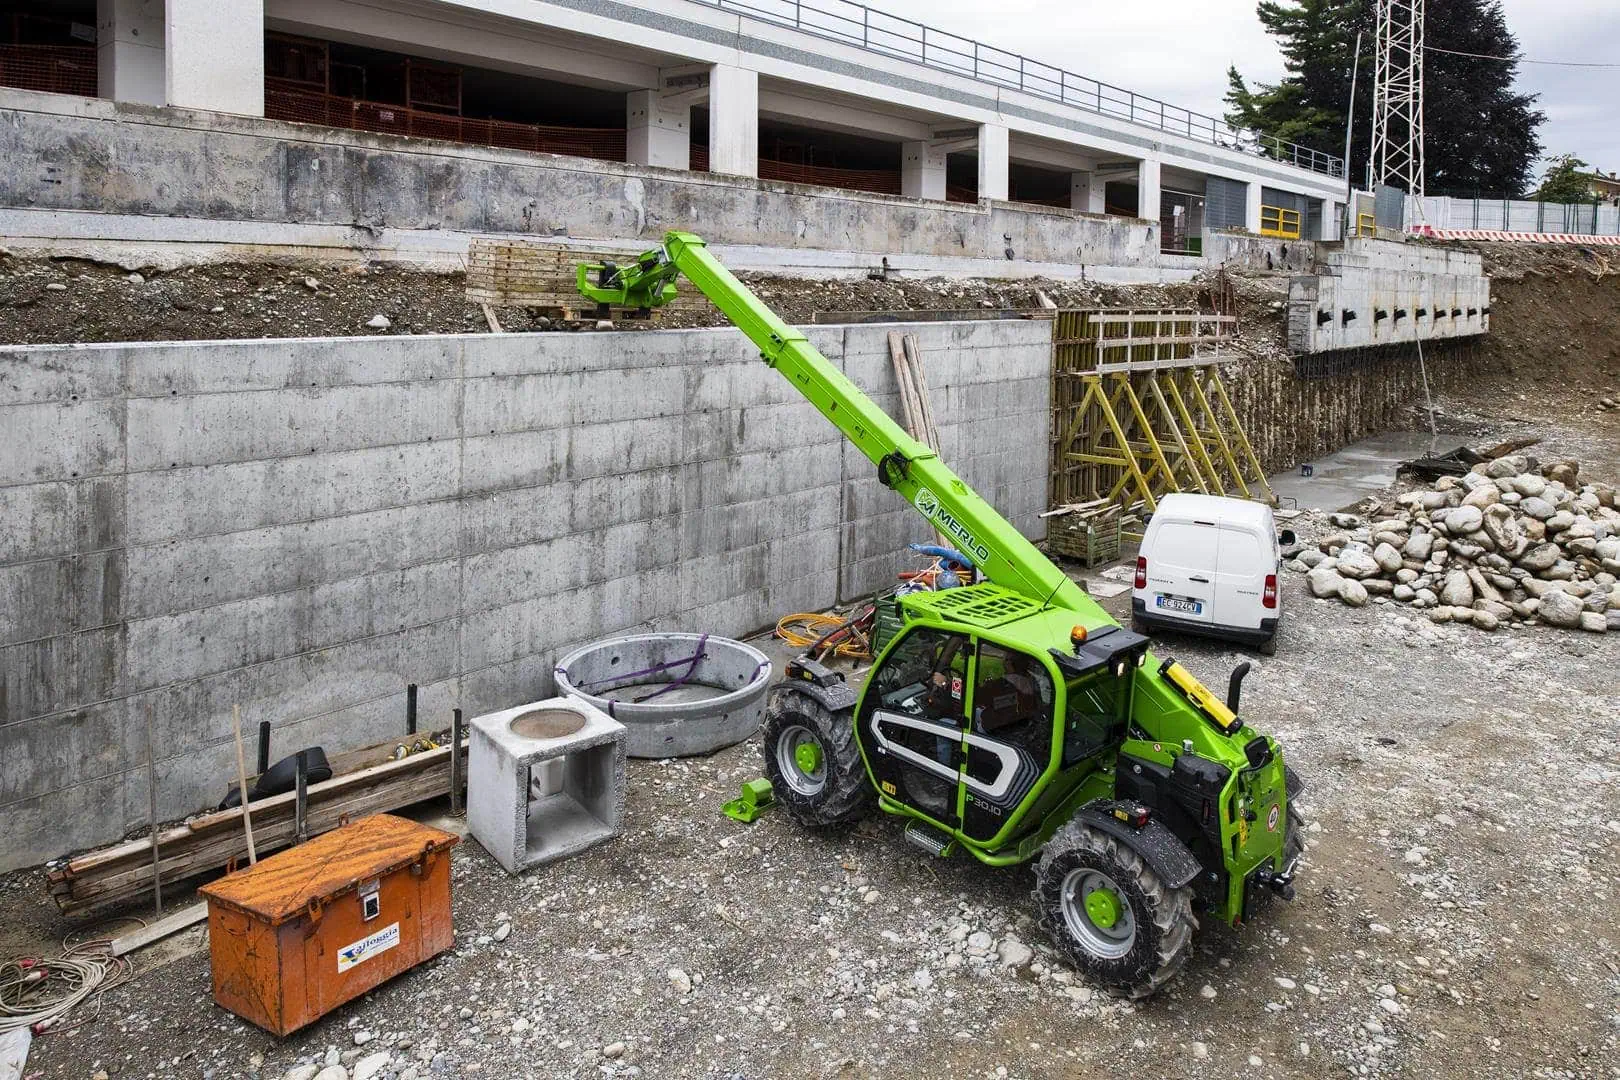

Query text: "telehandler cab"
[579, 233, 1304, 998]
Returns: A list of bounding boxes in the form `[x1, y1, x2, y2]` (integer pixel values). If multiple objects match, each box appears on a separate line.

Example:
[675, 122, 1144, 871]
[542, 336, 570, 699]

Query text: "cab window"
[1063, 674, 1128, 767]
[870, 627, 971, 723]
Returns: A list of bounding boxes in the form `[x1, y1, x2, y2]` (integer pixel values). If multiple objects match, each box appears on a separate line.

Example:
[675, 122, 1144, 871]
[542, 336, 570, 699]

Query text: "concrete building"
[0, 0, 1345, 251]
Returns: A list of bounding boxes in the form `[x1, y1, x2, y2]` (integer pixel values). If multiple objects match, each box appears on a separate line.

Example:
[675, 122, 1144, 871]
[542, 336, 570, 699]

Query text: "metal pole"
[406, 682, 418, 735]
[294, 750, 309, 844]
[146, 702, 162, 916]
[1342, 31, 1362, 237]
[256, 719, 271, 775]
[450, 708, 464, 815]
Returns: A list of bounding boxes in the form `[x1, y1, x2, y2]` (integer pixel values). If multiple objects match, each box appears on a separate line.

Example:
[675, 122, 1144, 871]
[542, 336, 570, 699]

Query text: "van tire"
[1257, 636, 1277, 657]
[1130, 616, 1148, 635]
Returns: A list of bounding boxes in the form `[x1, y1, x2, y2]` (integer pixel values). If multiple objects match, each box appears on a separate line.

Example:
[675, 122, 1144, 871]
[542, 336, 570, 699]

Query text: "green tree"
[1533, 154, 1597, 204]
[1226, 0, 1544, 194]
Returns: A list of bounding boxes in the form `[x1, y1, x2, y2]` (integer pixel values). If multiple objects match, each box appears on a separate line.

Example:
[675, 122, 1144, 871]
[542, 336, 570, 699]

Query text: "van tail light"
[1263, 574, 1278, 609]
[1134, 556, 1147, 590]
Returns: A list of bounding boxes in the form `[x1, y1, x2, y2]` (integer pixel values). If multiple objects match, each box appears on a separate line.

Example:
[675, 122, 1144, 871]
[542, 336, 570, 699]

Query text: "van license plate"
[1157, 596, 1202, 615]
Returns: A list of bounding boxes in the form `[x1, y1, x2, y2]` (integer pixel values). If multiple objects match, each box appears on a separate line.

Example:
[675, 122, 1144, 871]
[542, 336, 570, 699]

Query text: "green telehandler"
[578, 233, 1304, 998]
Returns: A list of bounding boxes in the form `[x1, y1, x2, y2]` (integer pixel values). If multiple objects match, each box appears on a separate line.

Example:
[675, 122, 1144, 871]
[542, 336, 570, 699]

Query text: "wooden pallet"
[46, 735, 465, 917]
[466, 237, 714, 320]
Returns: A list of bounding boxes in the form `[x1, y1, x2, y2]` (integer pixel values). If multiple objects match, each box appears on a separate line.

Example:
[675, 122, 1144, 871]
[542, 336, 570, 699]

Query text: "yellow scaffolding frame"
[1048, 309, 1274, 530]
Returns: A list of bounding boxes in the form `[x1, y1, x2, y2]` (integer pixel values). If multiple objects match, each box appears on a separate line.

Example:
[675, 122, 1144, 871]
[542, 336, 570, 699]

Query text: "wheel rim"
[776, 724, 827, 796]
[1059, 868, 1137, 959]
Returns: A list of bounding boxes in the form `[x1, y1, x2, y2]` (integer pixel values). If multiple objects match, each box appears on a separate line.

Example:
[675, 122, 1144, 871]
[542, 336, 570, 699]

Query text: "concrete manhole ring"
[554, 633, 772, 758]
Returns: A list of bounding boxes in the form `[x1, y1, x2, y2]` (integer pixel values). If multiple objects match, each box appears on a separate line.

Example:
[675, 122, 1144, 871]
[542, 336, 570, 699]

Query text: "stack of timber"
[887, 332, 950, 549]
[466, 237, 715, 320]
[47, 735, 465, 917]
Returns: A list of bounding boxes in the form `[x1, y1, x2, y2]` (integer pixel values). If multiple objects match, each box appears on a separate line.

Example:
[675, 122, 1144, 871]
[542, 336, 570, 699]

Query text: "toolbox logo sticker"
[337, 921, 400, 974]
[1267, 805, 1280, 832]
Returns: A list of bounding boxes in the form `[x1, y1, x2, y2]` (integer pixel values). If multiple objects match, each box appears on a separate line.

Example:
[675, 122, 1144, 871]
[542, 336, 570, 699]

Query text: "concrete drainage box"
[467, 697, 626, 874]
[554, 633, 771, 758]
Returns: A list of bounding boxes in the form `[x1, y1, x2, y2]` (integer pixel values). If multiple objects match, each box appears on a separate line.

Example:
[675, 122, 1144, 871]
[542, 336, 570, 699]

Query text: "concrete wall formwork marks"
[0, 320, 1050, 871]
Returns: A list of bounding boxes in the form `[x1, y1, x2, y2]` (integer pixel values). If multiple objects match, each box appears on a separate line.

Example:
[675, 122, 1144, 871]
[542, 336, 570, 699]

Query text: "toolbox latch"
[358, 879, 381, 921]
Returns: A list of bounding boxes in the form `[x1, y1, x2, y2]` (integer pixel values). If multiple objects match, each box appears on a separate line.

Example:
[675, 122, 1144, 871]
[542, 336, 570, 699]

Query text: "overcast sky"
[870, 0, 1619, 180]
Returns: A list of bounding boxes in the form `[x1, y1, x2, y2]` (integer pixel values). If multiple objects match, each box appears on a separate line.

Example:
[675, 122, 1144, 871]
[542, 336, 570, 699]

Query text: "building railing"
[697, 0, 1344, 178]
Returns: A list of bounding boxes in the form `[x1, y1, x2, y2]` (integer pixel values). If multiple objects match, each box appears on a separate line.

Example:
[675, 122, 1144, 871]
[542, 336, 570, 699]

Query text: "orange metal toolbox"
[198, 814, 459, 1035]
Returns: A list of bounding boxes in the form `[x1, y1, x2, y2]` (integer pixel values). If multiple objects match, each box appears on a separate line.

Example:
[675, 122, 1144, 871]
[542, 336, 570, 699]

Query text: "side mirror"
[1279, 529, 1297, 546]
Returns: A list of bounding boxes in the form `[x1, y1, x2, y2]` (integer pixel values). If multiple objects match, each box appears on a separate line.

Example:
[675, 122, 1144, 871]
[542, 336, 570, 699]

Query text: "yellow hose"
[774, 612, 872, 660]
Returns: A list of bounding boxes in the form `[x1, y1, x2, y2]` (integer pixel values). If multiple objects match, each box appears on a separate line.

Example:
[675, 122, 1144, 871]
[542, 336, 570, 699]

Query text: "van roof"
[1151, 493, 1274, 529]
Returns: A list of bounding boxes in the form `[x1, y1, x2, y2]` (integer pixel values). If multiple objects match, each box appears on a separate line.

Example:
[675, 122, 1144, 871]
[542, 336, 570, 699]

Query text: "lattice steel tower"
[1371, 0, 1425, 196]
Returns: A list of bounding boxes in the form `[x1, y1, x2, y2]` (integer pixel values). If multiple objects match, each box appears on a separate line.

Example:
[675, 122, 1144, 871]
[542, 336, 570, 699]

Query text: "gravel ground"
[3, 391, 1614, 1080]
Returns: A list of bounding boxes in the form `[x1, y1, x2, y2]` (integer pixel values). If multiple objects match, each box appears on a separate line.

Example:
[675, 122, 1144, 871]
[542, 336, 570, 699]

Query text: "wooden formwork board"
[465, 237, 714, 320]
[1048, 308, 1270, 520]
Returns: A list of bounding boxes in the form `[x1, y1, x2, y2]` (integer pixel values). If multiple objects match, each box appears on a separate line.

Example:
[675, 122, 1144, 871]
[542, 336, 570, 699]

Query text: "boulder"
[1466, 568, 1502, 603]
[1328, 512, 1363, 529]
[1578, 611, 1608, 633]
[1511, 473, 1546, 498]
[1440, 571, 1474, 608]
[1545, 510, 1576, 533]
[1481, 510, 1525, 558]
[1339, 578, 1370, 608]
[1462, 485, 1500, 510]
[1518, 542, 1560, 572]
[1609, 610, 1620, 631]
[1451, 607, 1475, 625]
[1539, 590, 1583, 628]
[1414, 588, 1438, 607]
[1473, 599, 1513, 622]
[1519, 497, 1556, 521]
[1563, 516, 1598, 540]
[1427, 606, 1452, 623]
[1337, 547, 1381, 580]
[1545, 460, 1579, 486]
[1445, 505, 1484, 534]
[1306, 566, 1343, 599]
[1402, 529, 1434, 561]
[1393, 584, 1415, 602]
[1372, 543, 1404, 574]
[1473, 610, 1500, 631]
[1484, 456, 1520, 479]
[1395, 568, 1419, 585]
[1298, 548, 1328, 568]
[1363, 578, 1395, 596]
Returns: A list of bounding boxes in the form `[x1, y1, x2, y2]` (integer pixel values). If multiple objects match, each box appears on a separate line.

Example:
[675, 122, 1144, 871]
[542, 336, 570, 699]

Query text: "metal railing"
[696, 0, 1343, 177]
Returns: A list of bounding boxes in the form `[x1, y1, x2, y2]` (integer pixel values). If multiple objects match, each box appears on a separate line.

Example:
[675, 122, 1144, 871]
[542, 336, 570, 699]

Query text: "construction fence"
[1409, 194, 1620, 237]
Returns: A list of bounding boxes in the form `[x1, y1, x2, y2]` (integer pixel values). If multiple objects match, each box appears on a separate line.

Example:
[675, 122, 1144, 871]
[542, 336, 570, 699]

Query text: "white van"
[1130, 494, 1291, 655]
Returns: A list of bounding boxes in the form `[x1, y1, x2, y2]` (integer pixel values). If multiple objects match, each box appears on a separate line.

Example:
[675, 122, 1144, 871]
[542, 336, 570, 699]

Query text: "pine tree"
[1226, 0, 1544, 194]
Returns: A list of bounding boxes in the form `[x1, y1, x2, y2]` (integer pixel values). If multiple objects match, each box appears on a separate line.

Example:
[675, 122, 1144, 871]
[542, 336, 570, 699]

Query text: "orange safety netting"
[265, 82, 627, 162]
[0, 45, 96, 98]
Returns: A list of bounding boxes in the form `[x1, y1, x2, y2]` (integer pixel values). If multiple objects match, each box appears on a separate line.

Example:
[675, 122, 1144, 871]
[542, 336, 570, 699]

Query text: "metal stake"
[256, 719, 271, 776]
[294, 750, 309, 844]
[145, 702, 162, 916]
[406, 683, 418, 735]
[450, 708, 464, 815]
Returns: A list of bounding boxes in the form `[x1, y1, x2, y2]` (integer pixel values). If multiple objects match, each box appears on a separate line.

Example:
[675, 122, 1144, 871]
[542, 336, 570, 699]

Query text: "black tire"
[760, 690, 874, 828]
[1034, 820, 1198, 999]
[1257, 635, 1278, 657]
[1130, 616, 1149, 635]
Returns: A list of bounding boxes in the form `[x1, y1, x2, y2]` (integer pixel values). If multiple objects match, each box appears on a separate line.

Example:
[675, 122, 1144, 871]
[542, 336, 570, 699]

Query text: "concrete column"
[97, 0, 165, 106]
[1244, 182, 1265, 234]
[1070, 171, 1104, 214]
[1136, 158, 1161, 221]
[901, 141, 947, 201]
[977, 123, 1009, 202]
[708, 63, 758, 178]
[626, 89, 690, 170]
[165, 0, 263, 116]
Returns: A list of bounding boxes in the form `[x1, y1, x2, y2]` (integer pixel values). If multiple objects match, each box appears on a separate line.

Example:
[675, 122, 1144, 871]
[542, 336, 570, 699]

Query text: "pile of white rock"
[1287, 453, 1620, 633]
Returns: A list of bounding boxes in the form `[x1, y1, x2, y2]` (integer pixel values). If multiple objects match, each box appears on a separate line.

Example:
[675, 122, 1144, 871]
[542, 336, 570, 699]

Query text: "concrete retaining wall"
[0, 88, 1157, 274]
[1287, 239, 1490, 353]
[0, 319, 1050, 871]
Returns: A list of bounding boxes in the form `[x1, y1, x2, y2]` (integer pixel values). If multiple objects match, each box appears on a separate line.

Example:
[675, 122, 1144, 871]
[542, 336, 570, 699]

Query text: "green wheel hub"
[1085, 887, 1123, 929]
[794, 741, 823, 775]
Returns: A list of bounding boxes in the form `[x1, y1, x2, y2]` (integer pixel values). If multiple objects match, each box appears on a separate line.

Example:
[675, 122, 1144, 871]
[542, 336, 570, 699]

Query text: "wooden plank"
[109, 902, 209, 956]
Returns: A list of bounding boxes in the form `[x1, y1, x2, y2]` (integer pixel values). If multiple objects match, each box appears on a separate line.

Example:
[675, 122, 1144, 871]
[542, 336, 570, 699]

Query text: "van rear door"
[1213, 526, 1269, 629]
[1144, 520, 1216, 624]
